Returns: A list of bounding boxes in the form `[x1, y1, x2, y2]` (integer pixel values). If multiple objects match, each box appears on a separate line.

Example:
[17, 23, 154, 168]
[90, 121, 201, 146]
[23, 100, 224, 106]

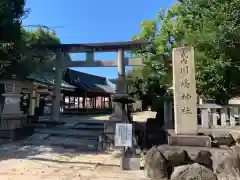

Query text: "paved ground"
[0, 144, 149, 180]
[62, 111, 156, 122]
[1, 111, 239, 179]
[0, 111, 155, 180]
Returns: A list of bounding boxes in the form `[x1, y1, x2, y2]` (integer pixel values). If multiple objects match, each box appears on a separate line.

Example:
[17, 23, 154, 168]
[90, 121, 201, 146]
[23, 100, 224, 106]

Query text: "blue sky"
[23, 0, 175, 79]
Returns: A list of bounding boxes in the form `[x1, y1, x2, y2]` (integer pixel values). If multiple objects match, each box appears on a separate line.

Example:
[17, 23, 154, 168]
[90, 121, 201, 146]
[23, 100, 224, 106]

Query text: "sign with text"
[172, 47, 198, 134]
[5, 97, 20, 104]
[115, 123, 132, 147]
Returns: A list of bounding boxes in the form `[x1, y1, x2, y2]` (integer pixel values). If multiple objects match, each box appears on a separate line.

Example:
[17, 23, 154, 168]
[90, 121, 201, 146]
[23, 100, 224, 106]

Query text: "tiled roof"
[26, 73, 76, 90]
[64, 69, 114, 94]
[26, 69, 115, 94]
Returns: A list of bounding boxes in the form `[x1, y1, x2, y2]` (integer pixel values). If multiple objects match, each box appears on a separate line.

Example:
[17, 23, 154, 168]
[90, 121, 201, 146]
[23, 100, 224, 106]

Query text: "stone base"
[103, 119, 121, 148]
[168, 135, 212, 148]
[122, 156, 141, 170]
[0, 115, 28, 130]
[0, 126, 34, 139]
[104, 120, 122, 134]
[0, 114, 32, 139]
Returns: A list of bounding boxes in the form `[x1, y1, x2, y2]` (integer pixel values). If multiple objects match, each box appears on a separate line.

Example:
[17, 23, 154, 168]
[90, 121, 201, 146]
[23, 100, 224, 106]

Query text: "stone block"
[168, 135, 211, 147]
[161, 148, 190, 167]
[104, 120, 121, 134]
[104, 120, 121, 145]
[122, 157, 140, 170]
[215, 153, 240, 178]
[193, 150, 213, 170]
[0, 126, 33, 139]
[211, 132, 235, 146]
[144, 147, 168, 179]
[171, 163, 217, 180]
[27, 133, 50, 141]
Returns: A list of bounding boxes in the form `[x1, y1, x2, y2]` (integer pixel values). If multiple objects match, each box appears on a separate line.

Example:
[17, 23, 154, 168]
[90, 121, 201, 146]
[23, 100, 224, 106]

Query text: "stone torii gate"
[35, 40, 147, 121]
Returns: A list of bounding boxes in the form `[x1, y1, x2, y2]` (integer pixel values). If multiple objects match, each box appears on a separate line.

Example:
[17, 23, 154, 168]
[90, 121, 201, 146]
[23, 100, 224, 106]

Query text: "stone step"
[30, 123, 104, 130]
[28, 124, 60, 128]
[33, 120, 104, 127]
[34, 128, 103, 138]
[61, 120, 105, 126]
[26, 133, 50, 141]
[24, 135, 99, 150]
[23, 141, 99, 151]
[47, 135, 99, 145]
[60, 121, 104, 129]
[73, 124, 104, 129]
[35, 120, 65, 125]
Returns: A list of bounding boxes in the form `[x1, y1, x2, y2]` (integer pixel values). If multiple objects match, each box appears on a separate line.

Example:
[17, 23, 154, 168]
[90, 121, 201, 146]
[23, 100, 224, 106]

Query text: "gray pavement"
[0, 112, 155, 180]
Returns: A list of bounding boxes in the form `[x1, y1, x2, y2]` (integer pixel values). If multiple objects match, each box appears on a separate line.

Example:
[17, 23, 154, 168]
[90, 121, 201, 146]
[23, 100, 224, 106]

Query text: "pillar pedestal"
[105, 96, 128, 147]
[0, 83, 28, 139]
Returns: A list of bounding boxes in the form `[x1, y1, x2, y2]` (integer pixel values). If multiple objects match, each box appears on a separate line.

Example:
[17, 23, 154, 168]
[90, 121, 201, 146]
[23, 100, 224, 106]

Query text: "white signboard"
[172, 47, 198, 134]
[115, 123, 132, 147]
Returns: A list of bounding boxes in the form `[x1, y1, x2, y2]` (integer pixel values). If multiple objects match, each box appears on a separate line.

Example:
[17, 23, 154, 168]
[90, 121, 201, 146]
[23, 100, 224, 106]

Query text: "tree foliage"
[0, 0, 66, 78]
[6, 27, 62, 77]
[130, 0, 240, 104]
[0, 0, 28, 72]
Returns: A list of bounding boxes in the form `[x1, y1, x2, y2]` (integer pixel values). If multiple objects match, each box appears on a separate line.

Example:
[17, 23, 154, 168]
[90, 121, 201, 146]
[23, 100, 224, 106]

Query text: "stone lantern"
[0, 75, 27, 138]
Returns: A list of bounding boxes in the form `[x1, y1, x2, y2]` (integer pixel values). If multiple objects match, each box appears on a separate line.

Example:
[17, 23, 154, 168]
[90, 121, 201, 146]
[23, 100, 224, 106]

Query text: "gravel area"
[0, 111, 237, 179]
[0, 112, 156, 180]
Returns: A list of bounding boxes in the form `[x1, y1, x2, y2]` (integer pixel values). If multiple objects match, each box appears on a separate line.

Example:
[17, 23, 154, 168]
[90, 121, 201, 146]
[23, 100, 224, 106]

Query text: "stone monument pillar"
[172, 47, 198, 134]
[169, 47, 211, 147]
[0, 81, 26, 138]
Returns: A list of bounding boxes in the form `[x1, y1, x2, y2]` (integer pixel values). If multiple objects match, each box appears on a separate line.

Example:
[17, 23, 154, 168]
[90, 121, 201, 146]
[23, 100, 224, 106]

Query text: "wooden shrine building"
[63, 68, 114, 113]
[26, 68, 114, 115]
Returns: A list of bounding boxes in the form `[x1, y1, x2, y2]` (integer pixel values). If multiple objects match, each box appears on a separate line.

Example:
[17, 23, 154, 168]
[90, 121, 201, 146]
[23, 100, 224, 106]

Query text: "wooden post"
[109, 95, 112, 108]
[83, 93, 86, 108]
[29, 89, 36, 116]
[103, 97, 106, 108]
[100, 97, 102, 108]
[63, 94, 65, 112]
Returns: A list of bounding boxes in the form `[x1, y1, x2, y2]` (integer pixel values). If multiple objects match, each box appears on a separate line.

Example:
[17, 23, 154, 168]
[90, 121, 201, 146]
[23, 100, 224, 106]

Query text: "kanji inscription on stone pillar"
[172, 47, 198, 135]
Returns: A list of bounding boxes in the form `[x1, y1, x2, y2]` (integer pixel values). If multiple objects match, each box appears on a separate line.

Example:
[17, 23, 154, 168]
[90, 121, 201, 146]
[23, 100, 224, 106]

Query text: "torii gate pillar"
[111, 48, 127, 118]
[52, 51, 64, 121]
[104, 49, 130, 148]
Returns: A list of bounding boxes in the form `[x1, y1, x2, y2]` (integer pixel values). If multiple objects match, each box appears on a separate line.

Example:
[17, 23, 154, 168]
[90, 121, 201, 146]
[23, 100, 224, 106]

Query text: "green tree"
[0, 0, 65, 78]
[128, 8, 177, 100]
[4, 26, 70, 77]
[132, 0, 240, 104]
[0, 0, 28, 74]
[21, 27, 60, 74]
[169, 0, 240, 104]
